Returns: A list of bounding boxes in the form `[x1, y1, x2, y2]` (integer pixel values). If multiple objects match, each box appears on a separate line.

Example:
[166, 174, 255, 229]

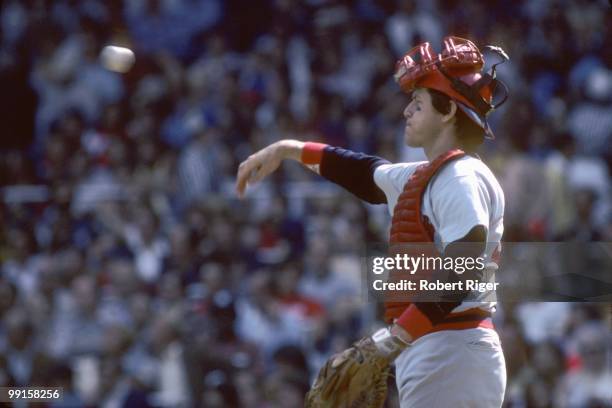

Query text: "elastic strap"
[301, 142, 327, 164]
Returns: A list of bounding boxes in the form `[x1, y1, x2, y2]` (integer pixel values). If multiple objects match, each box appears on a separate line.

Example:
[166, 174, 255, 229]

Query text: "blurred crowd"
[0, 0, 611, 407]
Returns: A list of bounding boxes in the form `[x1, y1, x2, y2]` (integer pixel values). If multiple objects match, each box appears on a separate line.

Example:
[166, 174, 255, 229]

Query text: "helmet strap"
[435, 62, 493, 115]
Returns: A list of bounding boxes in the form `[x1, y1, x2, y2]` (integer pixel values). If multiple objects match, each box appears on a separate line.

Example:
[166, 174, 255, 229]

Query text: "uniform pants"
[394, 327, 506, 407]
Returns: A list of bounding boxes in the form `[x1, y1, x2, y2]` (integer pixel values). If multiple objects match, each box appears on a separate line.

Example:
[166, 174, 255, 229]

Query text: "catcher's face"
[403, 88, 445, 148]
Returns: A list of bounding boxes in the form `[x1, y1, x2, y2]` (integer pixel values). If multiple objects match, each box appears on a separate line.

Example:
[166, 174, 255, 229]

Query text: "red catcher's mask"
[394, 36, 509, 139]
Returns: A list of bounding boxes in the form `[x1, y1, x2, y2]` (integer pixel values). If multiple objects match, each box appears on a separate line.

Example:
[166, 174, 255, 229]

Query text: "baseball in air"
[100, 45, 135, 73]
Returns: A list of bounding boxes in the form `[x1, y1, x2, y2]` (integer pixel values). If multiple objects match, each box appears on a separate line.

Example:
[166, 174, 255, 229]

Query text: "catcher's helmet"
[394, 36, 509, 139]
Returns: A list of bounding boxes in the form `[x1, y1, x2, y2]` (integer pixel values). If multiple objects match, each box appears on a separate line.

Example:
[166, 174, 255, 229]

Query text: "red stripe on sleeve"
[396, 304, 434, 340]
[301, 142, 327, 164]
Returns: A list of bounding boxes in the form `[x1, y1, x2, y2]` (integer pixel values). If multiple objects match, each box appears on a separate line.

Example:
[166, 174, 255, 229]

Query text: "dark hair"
[427, 89, 485, 151]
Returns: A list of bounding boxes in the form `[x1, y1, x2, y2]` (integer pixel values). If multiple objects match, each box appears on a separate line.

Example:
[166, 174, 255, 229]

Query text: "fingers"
[249, 162, 271, 185]
[236, 153, 276, 198]
[236, 143, 284, 197]
[236, 156, 256, 197]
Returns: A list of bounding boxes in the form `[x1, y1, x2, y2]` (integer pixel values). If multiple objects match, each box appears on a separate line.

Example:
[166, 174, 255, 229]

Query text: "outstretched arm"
[236, 140, 389, 204]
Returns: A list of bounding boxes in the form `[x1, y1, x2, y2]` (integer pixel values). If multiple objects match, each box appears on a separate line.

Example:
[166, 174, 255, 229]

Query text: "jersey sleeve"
[318, 146, 390, 204]
[430, 173, 491, 244]
[373, 162, 423, 214]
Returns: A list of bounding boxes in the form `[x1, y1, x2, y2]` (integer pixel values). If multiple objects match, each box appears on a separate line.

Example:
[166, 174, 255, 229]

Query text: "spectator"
[555, 323, 612, 407]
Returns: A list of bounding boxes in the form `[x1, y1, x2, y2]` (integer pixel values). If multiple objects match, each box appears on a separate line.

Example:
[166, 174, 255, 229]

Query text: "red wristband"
[396, 304, 434, 340]
[301, 142, 327, 165]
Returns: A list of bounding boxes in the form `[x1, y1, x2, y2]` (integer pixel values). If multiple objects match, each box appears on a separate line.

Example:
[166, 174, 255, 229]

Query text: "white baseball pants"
[394, 327, 506, 407]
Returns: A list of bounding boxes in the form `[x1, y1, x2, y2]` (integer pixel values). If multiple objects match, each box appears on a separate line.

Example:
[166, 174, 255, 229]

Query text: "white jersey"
[373, 155, 505, 313]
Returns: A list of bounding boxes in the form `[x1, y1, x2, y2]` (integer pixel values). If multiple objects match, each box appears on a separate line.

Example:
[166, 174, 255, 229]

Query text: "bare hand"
[236, 140, 305, 197]
[235, 144, 280, 197]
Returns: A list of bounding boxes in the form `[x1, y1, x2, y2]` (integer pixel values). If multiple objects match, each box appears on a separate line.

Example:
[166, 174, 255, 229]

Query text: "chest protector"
[384, 149, 466, 322]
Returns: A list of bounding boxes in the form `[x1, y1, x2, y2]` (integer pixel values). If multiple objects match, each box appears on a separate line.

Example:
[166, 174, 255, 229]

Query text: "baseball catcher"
[237, 36, 509, 408]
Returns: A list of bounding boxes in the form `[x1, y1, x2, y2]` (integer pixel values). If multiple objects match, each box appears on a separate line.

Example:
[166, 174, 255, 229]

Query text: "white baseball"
[100, 45, 135, 73]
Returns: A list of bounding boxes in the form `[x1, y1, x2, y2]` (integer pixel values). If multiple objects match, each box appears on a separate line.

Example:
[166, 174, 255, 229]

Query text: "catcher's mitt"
[305, 328, 408, 408]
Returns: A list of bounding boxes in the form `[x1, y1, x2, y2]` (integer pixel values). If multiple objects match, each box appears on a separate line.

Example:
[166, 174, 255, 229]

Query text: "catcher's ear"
[442, 100, 458, 123]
